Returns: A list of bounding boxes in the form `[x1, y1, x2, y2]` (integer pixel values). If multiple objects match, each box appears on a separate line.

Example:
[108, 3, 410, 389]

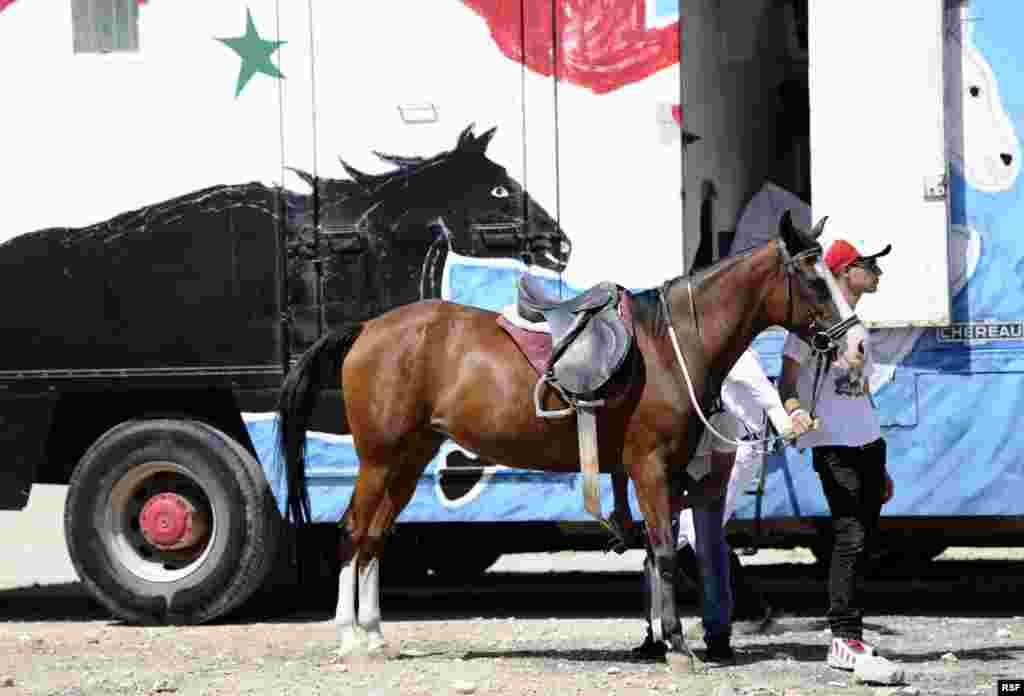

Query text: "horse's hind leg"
[337, 433, 443, 658]
[336, 535, 361, 656]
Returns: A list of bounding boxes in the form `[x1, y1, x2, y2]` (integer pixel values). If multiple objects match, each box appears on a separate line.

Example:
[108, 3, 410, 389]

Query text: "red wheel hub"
[139, 492, 200, 550]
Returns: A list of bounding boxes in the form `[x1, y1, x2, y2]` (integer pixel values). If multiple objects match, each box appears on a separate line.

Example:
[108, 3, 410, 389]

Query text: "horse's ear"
[456, 123, 477, 150]
[809, 215, 829, 239]
[285, 166, 316, 188]
[779, 210, 795, 238]
[339, 157, 375, 190]
[468, 126, 498, 153]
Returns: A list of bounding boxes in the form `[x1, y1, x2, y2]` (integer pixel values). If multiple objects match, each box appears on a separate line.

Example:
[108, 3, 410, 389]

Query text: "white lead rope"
[663, 294, 791, 455]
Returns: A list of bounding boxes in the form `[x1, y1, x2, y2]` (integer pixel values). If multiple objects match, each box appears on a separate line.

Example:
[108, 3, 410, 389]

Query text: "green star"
[216, 8, 286, 97]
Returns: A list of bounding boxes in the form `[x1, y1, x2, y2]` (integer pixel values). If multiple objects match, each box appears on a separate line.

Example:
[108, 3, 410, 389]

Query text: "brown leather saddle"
[497, 276, 636, 523]
[515, 276, 633, 401]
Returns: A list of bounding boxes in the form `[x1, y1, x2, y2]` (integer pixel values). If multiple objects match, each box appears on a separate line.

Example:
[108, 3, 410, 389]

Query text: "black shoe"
[704, 638, 736, 665]
[631, 631, 668, 660]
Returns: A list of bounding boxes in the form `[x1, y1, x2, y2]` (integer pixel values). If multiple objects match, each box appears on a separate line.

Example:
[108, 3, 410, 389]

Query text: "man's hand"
[789, 408, 818, 437]
[882, 473, 894, 504]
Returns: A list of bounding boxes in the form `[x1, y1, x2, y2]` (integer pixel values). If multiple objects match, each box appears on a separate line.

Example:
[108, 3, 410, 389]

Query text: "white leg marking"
[336, 556, 363, 657]
[358, 557, 387, 655]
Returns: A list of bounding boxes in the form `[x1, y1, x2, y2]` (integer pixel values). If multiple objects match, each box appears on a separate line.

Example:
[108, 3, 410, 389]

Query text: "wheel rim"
[104, 461, 218, 583]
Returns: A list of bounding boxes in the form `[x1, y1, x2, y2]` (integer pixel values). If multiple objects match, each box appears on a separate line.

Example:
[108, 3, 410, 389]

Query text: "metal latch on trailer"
[923, 173, 947, 201]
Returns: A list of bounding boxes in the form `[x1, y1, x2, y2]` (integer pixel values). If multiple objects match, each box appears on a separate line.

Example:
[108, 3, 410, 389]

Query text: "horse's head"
[350, 124, 571, 272]
[436, 125, 570, 271]
[773, 211, 867, 371]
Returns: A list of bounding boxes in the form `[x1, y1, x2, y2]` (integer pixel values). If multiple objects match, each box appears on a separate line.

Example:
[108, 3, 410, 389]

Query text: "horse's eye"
[491, 186, 510, 199]
[969, 85, 981, 97]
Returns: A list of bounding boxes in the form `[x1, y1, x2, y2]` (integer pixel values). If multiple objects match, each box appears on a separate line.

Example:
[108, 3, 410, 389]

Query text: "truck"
[0, 0, 1020, 623]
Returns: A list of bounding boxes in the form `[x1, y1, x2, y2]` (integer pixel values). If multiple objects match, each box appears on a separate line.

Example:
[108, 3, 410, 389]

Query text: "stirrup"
[533, 377, 574, 418]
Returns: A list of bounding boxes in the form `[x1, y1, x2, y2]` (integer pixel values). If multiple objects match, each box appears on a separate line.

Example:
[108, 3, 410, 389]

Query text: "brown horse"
[275, 211, 864, 667]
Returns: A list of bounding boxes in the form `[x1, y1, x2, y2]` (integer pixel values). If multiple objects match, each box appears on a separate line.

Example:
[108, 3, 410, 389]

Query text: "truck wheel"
[64, 418, 282, 624]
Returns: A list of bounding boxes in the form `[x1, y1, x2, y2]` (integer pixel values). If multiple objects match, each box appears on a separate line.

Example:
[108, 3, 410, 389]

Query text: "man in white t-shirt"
[778, 238, 902, 682]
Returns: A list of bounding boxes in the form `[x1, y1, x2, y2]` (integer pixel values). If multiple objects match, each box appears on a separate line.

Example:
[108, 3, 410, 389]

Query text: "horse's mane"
[631, 247, 761, 337]
[686, 247, 759, 289]
[289, 124, 494, 206]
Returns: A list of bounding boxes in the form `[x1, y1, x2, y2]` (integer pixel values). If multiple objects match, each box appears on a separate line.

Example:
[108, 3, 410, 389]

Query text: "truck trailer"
[0, 0, 1021, 623]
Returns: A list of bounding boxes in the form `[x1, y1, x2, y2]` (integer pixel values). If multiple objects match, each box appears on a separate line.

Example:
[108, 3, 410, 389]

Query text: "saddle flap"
[499, 285, 636, 400]
[552, 308, 632, 394]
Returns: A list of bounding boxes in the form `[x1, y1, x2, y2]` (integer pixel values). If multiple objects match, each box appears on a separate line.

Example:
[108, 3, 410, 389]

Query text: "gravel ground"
[0, 600, 1020, 696]
[1, 488, 1022, 695]
[1, 547, 1022, 696]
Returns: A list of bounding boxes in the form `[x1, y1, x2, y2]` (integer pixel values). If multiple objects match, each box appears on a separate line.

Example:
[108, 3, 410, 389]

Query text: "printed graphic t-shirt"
[782, 332, 882, 449]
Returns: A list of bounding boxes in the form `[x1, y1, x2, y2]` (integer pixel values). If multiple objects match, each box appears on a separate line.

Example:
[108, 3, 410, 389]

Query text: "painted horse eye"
[969, 85, 981, 97]
[491, 186, 510, 199]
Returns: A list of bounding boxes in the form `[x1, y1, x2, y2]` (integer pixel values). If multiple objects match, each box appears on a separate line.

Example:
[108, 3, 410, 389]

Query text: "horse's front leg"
[636, 459, 701, 672]
[651, 520, 703, 671]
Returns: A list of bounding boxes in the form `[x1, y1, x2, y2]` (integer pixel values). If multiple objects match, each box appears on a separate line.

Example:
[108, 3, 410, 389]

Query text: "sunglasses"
[849, 259, 881, 274]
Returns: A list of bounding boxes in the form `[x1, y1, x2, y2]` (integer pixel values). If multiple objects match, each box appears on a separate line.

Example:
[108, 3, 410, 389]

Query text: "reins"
[659, 282, 786, 454]
[659, 239, 857, 453]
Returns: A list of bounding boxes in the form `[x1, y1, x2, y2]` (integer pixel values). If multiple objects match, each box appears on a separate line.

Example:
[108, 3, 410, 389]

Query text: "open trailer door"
[809, 0, 950, 327]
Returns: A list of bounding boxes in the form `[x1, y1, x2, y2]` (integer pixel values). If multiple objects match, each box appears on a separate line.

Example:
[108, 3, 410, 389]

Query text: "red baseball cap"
[824, 239, 892, 274]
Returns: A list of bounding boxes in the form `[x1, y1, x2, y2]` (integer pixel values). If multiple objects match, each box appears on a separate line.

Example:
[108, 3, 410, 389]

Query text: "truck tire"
[64, 418, 282, 624]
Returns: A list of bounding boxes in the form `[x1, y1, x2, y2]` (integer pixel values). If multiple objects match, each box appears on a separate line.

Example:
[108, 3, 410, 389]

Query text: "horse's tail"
[276, 323, 364, 526]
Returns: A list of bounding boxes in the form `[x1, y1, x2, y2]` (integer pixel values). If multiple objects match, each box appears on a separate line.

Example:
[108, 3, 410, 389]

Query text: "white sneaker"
[828, 638, 905, 684]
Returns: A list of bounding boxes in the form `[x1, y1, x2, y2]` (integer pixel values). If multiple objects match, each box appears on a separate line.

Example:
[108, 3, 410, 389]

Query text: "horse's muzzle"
[471, 222, 570, 271]
[527, 233, 571, 271]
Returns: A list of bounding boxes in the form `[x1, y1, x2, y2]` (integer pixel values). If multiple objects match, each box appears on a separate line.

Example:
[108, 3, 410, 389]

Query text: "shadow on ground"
[1, 558, 1021, 626]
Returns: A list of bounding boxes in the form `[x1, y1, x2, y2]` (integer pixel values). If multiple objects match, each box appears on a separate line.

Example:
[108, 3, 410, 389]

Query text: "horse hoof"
[365, 635, 394, 660]
[335, 629, 365, 660]
[683, 620, 704, 640]
[666, 651, 705, 674]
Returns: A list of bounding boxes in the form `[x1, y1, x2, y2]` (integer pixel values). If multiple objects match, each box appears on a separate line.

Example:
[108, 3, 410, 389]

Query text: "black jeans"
[813, 438, 886, 640]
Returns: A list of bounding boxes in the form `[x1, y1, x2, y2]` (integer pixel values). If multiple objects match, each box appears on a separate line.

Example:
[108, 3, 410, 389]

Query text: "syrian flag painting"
[461, 0, 680, 94]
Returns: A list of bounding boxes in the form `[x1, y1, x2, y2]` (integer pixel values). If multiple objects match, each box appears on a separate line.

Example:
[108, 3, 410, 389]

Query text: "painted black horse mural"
[0, 124, 568, 380]
[284, 124, 570, 505]
[284, 124, 570, 352]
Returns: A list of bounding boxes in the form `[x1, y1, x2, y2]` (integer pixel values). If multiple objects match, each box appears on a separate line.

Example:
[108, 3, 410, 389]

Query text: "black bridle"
[777, 236, 861, 418]
[777, 236, 859, 354]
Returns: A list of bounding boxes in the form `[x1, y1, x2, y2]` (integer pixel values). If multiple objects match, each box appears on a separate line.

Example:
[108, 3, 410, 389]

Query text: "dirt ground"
[2, 546, 1022, 696]
[3, 611, 1022, 696]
